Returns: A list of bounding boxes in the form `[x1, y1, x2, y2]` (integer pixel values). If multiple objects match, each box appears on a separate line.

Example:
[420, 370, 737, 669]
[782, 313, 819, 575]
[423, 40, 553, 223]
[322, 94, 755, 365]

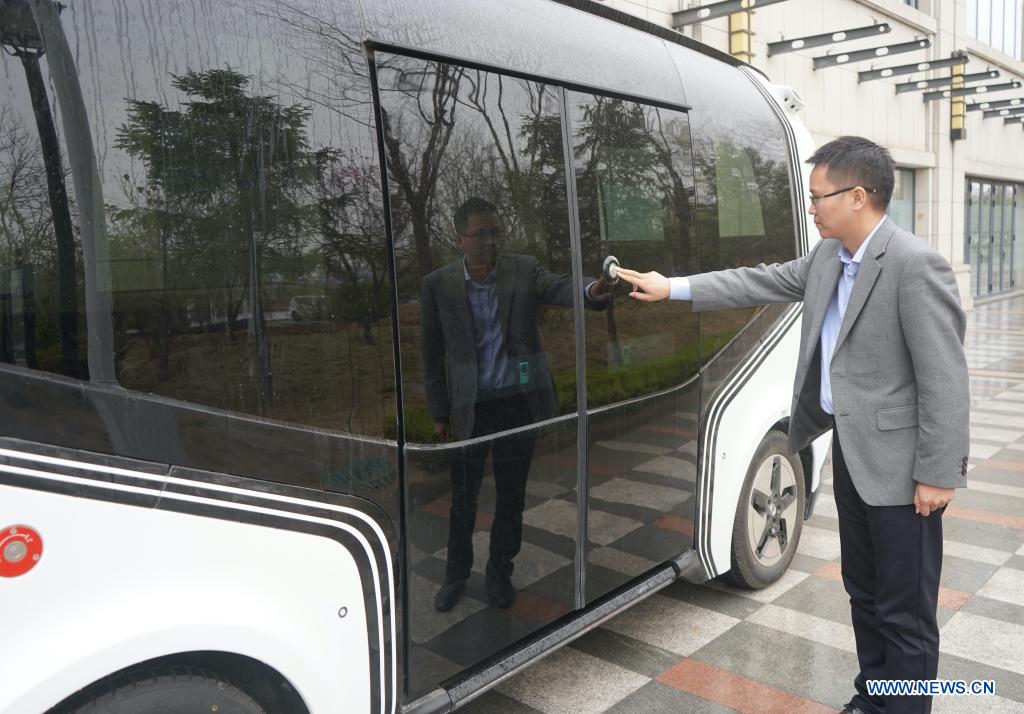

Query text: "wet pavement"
[462, 295, 1024, 714]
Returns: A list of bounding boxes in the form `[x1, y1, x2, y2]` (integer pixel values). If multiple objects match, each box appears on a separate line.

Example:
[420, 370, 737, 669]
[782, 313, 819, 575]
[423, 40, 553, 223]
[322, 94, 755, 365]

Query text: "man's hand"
[615, 268, 670, 302]
[433, 419, 450, 441]
[587, 276, 611, 302]
[914, 482, 955, 517]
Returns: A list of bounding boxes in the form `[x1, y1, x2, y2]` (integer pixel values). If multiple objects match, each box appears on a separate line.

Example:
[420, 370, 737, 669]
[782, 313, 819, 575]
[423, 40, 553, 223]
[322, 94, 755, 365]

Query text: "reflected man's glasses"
[808, 186, 877, 205]
[460, 227, 504, 241]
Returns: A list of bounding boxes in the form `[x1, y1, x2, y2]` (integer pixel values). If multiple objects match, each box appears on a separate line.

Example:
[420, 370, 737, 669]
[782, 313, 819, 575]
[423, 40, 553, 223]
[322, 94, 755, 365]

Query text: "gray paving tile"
[496, 646, 649, 714]
[961, 594, 1024, 628]
[977, 567, 1024, 608]
[771, 572, 853, 626]
[460, 688, 545, 714]
[570, 626, 682, 679]
[954, 488, 1024, 518]
[941, 611, 1024, 677]
[605, 680, 737, 714]
[940, 554, 1001, 593]
[1006, 555, 1024, 571]
[787, 551, 832, 575]
[939, 651, 1024, 705]
[942, 514, 1024, 552]
[691, 621, 858, 710]
[659, 578, 763, 620]
[602, 594, 740, 656]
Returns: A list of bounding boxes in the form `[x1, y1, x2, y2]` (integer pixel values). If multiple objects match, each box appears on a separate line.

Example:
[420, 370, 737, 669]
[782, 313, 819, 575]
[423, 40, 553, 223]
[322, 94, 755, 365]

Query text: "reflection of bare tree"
[378, 59, 465, 277]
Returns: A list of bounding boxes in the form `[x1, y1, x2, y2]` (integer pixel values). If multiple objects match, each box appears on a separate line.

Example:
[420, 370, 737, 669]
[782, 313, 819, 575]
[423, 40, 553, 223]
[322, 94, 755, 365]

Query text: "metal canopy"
[767, 23, 889, 57]
[673, 0, 789, 27]
[858, 53, 968, 82]
[1003, 116, 1024, 124]
[814, 38, 930, 70]
[967, 96, 1024, 111]
[922, 80, 1023, 102]
[895, 69, 998, 94]
[983, 106, 1024, 118]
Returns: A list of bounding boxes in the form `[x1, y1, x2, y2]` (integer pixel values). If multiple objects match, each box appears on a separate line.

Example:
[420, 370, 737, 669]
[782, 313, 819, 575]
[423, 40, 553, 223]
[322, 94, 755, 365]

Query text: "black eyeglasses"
[460, 227, 504, 241]
[808, 186, 877, 205]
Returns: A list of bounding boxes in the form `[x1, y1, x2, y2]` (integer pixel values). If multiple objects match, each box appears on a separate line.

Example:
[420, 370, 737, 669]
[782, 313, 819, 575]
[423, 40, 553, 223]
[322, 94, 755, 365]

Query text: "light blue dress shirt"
[668, 216, 886, 415]
[463, 262, 515, 392]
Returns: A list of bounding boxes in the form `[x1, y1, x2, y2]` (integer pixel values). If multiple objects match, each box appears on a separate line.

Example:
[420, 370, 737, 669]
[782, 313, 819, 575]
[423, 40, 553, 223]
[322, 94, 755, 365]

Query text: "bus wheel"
[722, 430, 804, 589]
[64, 666, 265, 714]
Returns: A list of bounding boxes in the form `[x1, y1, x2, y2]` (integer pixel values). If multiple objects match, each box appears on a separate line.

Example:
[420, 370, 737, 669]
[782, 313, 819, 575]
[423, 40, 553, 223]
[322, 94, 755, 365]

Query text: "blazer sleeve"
[687, 241, 822, 312]
[897, 249, 970, 489]
[531, 257, 607, 311]
[419, 276, 450, 422]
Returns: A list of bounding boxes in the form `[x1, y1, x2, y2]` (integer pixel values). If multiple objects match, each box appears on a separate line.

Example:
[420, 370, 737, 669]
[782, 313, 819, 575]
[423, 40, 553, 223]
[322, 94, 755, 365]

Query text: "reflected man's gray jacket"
[421, 254, 602, 441]
[688, 216, 969, 506]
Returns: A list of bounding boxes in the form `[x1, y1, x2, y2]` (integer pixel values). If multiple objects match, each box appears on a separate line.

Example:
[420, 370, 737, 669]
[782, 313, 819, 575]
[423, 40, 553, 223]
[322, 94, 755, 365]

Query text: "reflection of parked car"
[288, 295, 326, 321]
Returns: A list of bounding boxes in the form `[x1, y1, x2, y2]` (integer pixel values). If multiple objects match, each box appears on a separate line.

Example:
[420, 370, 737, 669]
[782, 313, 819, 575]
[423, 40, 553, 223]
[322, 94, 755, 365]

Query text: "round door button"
[0, 525, 43, 577]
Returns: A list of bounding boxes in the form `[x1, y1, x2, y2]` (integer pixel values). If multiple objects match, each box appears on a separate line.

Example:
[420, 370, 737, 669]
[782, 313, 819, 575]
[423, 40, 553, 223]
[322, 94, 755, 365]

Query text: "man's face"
[458, 211, 501, 268]
[808, 163, 853, 240]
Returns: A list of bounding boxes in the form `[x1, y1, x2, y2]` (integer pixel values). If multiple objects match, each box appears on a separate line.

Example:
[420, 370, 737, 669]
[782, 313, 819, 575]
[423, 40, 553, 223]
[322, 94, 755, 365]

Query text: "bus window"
[567, 93, 700, 602]
[374, 53, 589, 698]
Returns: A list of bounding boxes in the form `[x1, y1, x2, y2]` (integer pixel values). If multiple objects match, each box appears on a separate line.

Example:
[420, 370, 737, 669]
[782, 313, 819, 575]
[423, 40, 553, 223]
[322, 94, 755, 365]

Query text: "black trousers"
[445, 392, 534, 583]
[833, 428, 944, 714]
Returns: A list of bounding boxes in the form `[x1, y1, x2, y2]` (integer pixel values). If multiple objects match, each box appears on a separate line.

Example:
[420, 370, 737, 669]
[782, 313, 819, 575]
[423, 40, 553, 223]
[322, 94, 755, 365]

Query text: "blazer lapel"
[443, 263, 475, 350]
[802, 257, 843, 367]
[833, 218, 895, 354]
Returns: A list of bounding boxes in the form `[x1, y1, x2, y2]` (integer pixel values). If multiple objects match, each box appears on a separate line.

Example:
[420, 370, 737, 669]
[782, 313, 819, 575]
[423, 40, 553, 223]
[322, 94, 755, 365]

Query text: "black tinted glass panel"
[375, 53, 584, 699]
[568, 93, 700, 601]
[671, 50, 798, 360]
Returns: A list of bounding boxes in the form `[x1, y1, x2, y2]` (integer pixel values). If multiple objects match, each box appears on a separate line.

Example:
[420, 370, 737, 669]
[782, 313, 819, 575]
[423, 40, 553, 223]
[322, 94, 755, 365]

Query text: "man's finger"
[914, 488, 921, 514]
[628, 290, 657, 302]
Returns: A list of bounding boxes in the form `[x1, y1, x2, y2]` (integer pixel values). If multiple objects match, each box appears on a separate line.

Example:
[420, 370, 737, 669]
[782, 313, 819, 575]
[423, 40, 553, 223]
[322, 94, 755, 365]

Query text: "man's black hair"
[806, 136, 895, 211]
[454, 197, 498, 234]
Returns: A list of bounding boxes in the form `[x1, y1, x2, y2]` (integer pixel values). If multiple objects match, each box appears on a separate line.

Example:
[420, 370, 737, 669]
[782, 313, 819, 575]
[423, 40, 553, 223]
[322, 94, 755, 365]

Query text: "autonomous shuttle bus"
[0, 0, 830, 711]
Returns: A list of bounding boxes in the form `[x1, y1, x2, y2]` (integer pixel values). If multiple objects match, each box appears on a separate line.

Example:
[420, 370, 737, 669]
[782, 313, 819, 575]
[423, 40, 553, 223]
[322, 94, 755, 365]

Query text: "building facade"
[598, 0, 1024, 307]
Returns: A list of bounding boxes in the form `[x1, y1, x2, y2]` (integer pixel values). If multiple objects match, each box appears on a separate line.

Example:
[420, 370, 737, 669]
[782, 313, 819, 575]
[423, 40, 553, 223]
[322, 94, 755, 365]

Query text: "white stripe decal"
[697, 305, 802, 577]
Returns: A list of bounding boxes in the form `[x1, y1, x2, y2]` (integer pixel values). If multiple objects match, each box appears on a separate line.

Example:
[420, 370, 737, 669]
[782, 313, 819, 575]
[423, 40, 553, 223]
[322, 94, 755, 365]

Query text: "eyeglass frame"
[459, 226, 504, 241]
[808, 185, 877, 206]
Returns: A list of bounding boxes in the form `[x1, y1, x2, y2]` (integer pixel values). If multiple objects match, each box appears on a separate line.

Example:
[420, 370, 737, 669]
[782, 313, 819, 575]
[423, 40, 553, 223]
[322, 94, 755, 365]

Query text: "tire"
[58, 665, 266, 714]
[721, 430, 805, 589]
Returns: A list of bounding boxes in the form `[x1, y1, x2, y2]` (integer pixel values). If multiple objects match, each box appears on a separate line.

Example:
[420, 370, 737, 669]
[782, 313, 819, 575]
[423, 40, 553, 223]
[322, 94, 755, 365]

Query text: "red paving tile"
[974, 458, 1024, 472]
[541, 453, 626, 477]
[652, 514, 694, 537]
[814, 561, 972, 610]
[508, 590, 572, 624]
[657, 658, 834, 714]
[945, 504, 1024, 530]
[422, 498, 493, 530]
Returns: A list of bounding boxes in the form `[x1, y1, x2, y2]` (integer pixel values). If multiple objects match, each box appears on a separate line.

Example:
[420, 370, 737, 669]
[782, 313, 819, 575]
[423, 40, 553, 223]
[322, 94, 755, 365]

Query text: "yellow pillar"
[729, 2, 752, 63]
[950, 61, 965, 141]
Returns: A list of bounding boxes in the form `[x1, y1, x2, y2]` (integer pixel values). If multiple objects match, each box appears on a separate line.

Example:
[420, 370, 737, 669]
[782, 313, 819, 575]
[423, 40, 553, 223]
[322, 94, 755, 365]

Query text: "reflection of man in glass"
[421, 197, 608, 611]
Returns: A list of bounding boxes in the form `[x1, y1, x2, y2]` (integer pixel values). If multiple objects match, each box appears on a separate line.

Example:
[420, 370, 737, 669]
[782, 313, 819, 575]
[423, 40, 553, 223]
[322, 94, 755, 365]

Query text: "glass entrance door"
[966, 178, 1020, 298]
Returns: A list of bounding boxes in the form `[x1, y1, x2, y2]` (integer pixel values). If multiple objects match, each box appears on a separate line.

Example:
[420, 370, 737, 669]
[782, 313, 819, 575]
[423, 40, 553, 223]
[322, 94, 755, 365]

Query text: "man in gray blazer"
[617, 137, 968, 714]
[422, 197, 607, 612]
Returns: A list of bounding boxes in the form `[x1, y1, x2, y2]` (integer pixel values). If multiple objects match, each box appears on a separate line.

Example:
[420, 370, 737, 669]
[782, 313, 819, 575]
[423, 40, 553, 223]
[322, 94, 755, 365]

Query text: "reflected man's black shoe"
[434, 580, 465, 612]
[486, 571, 516, 609]
[840, 704, 871, 714]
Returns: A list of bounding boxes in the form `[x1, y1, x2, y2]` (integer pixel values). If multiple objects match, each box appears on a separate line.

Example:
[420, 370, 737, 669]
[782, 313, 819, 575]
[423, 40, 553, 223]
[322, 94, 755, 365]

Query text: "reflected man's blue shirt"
[464, 261, 515, 391]
[668, 215, 886, 416]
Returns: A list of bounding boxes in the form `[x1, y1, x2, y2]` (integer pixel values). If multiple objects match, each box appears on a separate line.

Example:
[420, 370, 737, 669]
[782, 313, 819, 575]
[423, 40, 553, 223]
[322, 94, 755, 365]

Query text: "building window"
[967, 0, 1024, 60]
[904, 0, 919, 7]
[889, 168, 915, 233]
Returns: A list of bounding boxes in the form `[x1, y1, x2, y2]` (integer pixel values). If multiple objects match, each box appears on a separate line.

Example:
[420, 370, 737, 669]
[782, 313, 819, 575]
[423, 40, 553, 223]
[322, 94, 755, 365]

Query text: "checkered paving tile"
[455, 296, 1024, 712]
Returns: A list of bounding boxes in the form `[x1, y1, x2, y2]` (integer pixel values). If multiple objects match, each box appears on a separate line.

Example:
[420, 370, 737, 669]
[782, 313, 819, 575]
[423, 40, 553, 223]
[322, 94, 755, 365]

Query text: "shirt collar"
[463, 258, 498, 286]
[838, 215, 886, 266]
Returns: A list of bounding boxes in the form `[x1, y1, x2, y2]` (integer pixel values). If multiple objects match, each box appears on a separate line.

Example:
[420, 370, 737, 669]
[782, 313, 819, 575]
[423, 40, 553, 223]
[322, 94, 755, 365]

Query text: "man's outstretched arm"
[616, 241, 824, 309]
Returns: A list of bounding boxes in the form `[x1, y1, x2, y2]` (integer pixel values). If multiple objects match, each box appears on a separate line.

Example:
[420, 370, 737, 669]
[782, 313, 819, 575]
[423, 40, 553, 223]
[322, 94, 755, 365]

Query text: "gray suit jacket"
[420, 254, 601, 441]
[688, 217, 969, 506]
